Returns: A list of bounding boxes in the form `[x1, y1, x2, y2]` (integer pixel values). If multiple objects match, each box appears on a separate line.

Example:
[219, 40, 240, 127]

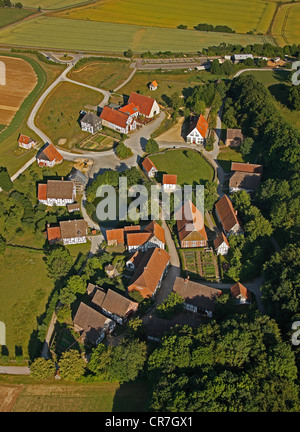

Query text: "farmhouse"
[176, 200, 208, 248]
[59, 219, 88, 245]
[36, 143, 63, 167]
[232, 54, 253, 62]
[162, 174, 177, 192]
[225, 129, 244, 147]
[126, 220, 165, 253]
[230, 282, 251, 305]
[118, 102, 139, 118]
[128, 247, 170, 299]
[91, 287, 138, 325]
[46, 219, 88, 245]
[38, 179, 76, 206]
[149, 80, 158, 91]
[213, 232, 230, 255]
[128, 92, 160, 118]
[80, 111, 101, 134]
[215, 194, 244, 237]
[229, 162, 263, 193]
[73, 302, 116, 345]
[186, 114, 208, 145]
[172, 276, 221, 318]
[100, 105, 136, 134]
[18, 134, 36, 149]
[142, 157, 158, 178]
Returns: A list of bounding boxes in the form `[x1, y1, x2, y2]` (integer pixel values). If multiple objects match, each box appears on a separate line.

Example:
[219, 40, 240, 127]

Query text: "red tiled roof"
[231, 162, 263, 174]
[176, 200, 207, 243]
[142, 157, 157, 173]
[38, 184, 47, 201]
[47, 226, 61, 242]
[106, 228, 125, 244]
[18, 134, 34, 145]
[144, 220, 165, 245]
[128, 248, 170, 298]
[213, 232, 229, 249]
[163, 174, 177, 185]
[215, 195, 241, 234]
[124, 225, 141, 232]
[128, 92, 156, 117]
[118, 102, 139, 116]
[39, 143, 63, 163]
[151, 80, 158, 87]
[188, 114, 208, 139]
[100, 106, 129, 129]
[127, 232, 151, 247]
[230, 282, 251, 301]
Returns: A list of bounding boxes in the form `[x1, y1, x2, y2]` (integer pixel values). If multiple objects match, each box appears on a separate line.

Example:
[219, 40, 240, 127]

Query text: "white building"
[186, 114, 208, 145]
[213, 232, 230, 256]
[162, 174, 177, 192]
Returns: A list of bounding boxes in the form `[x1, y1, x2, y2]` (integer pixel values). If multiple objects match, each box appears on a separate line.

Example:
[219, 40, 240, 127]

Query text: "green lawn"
[0, 16, 274, 53]
[35, 81, 103, 149]
[149, 149, 214, 186]
[0, 8, 34, 29]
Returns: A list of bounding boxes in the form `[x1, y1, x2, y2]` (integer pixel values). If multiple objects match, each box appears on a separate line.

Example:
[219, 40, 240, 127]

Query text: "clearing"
[35, 81, 103, 149]
[149, 149, 214, 186]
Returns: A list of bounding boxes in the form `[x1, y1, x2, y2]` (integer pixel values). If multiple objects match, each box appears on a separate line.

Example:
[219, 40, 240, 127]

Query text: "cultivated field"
[0, 8, 34, 29]
[271, 3, 300, 45]
[55, 0, 274, 34]
[0, 16, 274, 53]
[68, 59, 132, 91]
[0, 385, 23, 412]
[0, 56, 37, 126]
[21, 0, 90, 8]
[35, 81, 103, 149]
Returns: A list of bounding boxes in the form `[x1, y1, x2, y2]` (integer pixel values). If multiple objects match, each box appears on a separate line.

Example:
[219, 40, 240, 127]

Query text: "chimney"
[47, 224, 50, 228]
[61, 177, 64, 181]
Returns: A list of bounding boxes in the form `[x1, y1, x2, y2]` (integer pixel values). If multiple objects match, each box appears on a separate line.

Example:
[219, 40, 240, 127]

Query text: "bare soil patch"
[0, 385, 23, 412]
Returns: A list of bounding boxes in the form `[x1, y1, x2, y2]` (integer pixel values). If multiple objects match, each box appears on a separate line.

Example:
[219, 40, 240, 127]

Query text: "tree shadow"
[268, 83, 290, 106]
[112, 379, 150, 412]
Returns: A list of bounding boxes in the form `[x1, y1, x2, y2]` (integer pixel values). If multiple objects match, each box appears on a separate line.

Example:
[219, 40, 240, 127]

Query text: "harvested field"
[0, 56, 37, 126]
[271, 3, 300, 45]
[0, 385, 23, 412]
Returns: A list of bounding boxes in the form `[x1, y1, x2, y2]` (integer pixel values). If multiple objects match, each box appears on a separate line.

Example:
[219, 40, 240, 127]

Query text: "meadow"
[35, 81, 103, 149]
[0, 16, 274, 53]
[149, 149, 214, 186]
[68, 59, 132, 91]
[0, 8, 34, 29]
[55, 0, 274, 34]
[21, 0, 90, 9]
[271, 2, 300, 45]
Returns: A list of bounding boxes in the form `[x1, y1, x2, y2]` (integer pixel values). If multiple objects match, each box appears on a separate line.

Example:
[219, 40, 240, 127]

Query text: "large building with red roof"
[215, 194, 244, 237]
[128, 92, 160, 118]
[176, 200, 207, 248]
[186, 114, 209, 145]
[36, 143, 63, 167]
[38, 179, 76, 206]
[100, 105, 137, 134]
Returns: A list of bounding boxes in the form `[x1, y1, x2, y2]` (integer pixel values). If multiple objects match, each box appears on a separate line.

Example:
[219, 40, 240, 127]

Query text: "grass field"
[0, 240, 54, 359]
[217, 147, 245, 173]
[68, 59, 132, 91]
[149, 149, 214, 186]
[0, 16, 274, 53]
[21, 0, 91, 9]
[55, 0, 273, 34]
[271, 2, 300, 45]
[0, 376, 149, 412]
[0, 8, 34, 29]
[35, 81, 103, 149]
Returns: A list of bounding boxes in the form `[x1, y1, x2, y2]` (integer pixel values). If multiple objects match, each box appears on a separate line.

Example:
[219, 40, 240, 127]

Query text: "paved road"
[113, 65, 137, 92]
[0, 366, 30, 375]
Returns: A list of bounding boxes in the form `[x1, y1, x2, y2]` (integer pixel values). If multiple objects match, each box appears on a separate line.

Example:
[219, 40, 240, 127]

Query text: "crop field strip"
[54, 0, 273, 34]
[20, 0, 92, 9]
[271, 2, 300, 45]
[0, 16, 274, 53]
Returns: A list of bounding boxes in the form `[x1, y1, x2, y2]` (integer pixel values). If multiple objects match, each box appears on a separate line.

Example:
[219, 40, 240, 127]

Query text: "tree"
[30, 357, 55, 380]
[156, 292, 184, 319]
[240, 136, 254, 157]
[58, 349, 86, 380]
[145, 138, 159, 154]
[108, 339, 147, 383]
[66, 275, 86, 294]
[0, 167, 13, 192]
[59, 287, 77, 307]
[45, 246, 73, 280]
[124, 48, 133, 58]
[210, 59, 221, 75]
[204, 181, 218, 211]
[116, 141, 133, 159]
[15, 2, 23, 7]
[194, 100, 206, 116]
